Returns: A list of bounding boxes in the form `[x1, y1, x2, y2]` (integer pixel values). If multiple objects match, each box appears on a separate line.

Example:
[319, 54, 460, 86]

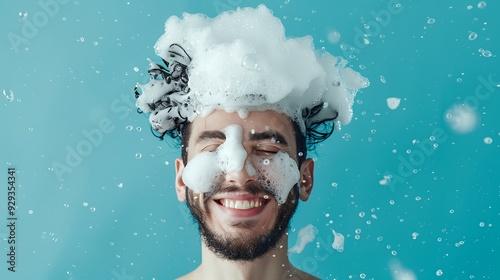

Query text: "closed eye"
[254, 146, 280, 156]
[202, 143, 221, 152]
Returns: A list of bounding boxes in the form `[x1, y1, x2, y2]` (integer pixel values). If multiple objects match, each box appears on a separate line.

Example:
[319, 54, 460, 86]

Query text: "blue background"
[1, 0, 499, 279]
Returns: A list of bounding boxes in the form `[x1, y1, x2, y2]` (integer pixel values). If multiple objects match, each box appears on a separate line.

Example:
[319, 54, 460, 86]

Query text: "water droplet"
[110, 242, 114, 245]
[135, 153, 142, 159]
[28, 210, 33, 214]
[117, 183, 123, 188]
[133, 67, 139, 72]
[164, 161, 169, 166]
[477, 1, 486, 9]
[355, 228, 362, 234]
[331, 182, 338, 187]
[358, 212, 365, 218]
[380, 75, 386, 83]
[415, 196, 422, 201]
[2, 89, 14, 102]
[484, 137, 493, 144]
[125, 125, 133, 131]
[79, 37, 85, 42]
[90, 207, 96, 212]
[479, 222, 485, 227]
[136, 126, 142, 132]
[436, 269, 443, 276]
[327, 30, 341, 44]
[360, 273, 366, 279]
[389, 200, 395, 205]
[391, 250, 397, 256]
[467, 5, 473, 10]
[342, 133, 351, 141]
[468, 32, 478, 40]
[427, 18, 436, 24]
[263, 159, 270, 165]
[449, 209, 455, 214]
[412, 232, 419, 239]
[83, 202, 88, 207]
[481, 49, 492, 57]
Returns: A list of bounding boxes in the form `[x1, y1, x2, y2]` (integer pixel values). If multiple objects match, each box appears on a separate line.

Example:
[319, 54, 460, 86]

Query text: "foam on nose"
[218, 125, 247, 173]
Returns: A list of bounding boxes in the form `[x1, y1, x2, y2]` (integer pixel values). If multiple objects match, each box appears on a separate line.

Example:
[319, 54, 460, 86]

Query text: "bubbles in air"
[327, 30, 341, 44]
[468, 32, 478, 41]
[386, 97, 401, 110]
[2, 89, 14, 102]
[445, 104, 478, 134]
[331, 229, 345, 252]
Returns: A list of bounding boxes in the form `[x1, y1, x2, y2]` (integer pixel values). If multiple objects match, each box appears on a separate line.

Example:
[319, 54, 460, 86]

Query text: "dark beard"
[185, 183, 299, 261]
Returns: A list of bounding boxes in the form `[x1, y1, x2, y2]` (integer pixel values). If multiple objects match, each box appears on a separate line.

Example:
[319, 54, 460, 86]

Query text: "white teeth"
[221, 199, 263, 210]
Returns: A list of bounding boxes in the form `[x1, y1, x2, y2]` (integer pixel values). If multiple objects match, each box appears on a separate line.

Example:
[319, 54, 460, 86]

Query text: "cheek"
[252, 152, 300, 204]
[182, 152, 222, 193]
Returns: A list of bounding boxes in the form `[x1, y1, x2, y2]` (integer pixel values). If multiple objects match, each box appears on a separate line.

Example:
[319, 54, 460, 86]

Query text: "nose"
[224, 159, 258, 187]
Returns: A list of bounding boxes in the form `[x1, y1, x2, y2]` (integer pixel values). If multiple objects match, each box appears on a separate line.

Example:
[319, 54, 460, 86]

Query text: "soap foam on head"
[150, 5, 368, 130]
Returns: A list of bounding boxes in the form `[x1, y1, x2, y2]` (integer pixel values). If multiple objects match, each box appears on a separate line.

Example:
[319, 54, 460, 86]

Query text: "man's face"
[175, 110, 314, 261]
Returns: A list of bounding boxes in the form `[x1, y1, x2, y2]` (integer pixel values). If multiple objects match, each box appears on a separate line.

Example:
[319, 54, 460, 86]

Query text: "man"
[134, 5, 368, 279]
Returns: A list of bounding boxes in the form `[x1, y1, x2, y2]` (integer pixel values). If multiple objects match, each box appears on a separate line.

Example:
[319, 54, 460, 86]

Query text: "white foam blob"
[288, 224, 318, 254]
[331, 229, 345, 252]
[388, 260, 417, 280]
[327, 30, 341, 44]
[181, 124, 300, 204]
[152, 5, 368, 128]
[444, 104, 479, 134]
[386, 97, 401, 110]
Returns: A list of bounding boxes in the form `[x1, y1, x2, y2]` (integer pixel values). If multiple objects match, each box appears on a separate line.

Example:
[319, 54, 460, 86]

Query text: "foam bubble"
[445, 104, 479, 134]
[331, 229, 345, 252]
[288, 224, 318, 254]
[386, 97, 401, 110]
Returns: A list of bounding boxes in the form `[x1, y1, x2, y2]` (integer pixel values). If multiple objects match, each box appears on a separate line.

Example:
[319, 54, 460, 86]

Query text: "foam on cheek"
[252, 151, 300, 204]
[181, 125, 247, 194]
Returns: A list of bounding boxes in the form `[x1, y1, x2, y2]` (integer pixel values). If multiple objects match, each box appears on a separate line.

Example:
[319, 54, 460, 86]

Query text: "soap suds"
[136, 5, 369, 134]
[181, 124, 299, 204]
[288, 224, 318, 254]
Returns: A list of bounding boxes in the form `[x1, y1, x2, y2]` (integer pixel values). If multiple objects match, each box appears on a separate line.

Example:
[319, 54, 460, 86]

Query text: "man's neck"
[178, 235, 317, 280]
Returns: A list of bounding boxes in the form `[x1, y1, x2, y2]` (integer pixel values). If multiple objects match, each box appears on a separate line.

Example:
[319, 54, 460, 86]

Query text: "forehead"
[189, 110, 296, 141]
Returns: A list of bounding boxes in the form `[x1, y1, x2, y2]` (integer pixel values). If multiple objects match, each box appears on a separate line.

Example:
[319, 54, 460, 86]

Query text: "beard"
[185, 182, 299, 262]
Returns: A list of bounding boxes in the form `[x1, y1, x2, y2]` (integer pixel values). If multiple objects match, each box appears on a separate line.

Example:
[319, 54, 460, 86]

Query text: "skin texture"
[175, 110, 318, 280]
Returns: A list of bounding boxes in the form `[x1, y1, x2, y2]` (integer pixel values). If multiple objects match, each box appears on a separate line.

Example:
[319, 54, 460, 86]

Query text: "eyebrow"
[195, 130, 226, 144]
[249, 131, 288, 146]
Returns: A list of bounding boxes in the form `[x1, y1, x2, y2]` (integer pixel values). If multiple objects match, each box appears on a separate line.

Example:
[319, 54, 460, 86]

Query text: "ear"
[298, 158, 314, 201]
[175, 158, 187, 202]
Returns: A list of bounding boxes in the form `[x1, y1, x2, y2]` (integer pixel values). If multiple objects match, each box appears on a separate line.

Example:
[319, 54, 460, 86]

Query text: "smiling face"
[175, 110, 314, 261]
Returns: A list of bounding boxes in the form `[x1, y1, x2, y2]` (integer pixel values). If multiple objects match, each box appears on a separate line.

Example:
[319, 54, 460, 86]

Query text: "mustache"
[204, 182, 275, 202]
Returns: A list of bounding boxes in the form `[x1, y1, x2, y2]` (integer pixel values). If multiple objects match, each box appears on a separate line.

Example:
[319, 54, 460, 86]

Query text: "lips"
[211, 193, 272, 218]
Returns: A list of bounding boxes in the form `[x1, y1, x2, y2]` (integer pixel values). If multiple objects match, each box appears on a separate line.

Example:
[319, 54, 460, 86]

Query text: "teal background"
[1, 0, 499, 279]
